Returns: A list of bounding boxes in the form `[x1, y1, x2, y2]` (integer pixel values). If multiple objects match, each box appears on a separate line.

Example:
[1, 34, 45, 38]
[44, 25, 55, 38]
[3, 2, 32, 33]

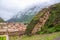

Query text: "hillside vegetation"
[25, 3, 60, 35]
[0, 18, 4, 22]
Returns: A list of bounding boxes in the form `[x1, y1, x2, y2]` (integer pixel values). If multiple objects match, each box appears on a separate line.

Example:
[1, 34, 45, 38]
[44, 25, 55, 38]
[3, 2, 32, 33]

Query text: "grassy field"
[9, 32, 60, 40]
[0, 36, 6, 40]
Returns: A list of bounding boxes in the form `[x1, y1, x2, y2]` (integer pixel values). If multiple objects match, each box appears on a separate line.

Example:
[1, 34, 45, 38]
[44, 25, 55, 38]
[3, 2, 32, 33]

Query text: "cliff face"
[25, 3, 60, 35]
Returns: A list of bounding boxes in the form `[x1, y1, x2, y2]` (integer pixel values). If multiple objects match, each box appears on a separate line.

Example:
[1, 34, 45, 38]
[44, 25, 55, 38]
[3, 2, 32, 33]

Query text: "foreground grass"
[10, 32, 60, 40]
[0, 36, 6, 40]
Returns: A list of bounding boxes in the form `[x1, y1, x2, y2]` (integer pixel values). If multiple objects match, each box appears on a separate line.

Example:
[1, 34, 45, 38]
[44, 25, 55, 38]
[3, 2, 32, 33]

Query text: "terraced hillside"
[25, 3, 60, 35]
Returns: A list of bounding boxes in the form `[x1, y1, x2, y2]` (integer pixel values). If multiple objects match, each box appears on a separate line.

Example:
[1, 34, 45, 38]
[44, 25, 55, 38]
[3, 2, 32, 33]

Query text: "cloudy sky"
[0, 0, 60, 21]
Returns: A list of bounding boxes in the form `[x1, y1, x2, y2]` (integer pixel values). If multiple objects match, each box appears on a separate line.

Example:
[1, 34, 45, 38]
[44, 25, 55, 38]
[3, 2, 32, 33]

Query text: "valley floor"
[9, 32, 60, 40]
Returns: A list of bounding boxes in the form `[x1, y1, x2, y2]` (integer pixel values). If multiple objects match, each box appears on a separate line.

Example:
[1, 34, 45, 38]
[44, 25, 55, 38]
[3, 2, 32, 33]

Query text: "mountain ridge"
[7, 2, 57, 23]
[25, 3, 60, 34]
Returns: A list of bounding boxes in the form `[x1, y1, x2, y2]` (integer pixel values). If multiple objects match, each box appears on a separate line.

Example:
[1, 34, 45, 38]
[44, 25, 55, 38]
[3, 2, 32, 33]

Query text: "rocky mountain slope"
[25, 3, 60, 35]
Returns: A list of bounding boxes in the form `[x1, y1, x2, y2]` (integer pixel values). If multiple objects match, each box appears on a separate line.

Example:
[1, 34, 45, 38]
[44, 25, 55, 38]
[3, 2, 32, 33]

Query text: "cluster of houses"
[0, 22, 27, 35]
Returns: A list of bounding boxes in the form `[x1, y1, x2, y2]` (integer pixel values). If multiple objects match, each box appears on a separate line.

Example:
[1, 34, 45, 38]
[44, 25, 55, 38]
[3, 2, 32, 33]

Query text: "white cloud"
[1, 0, 49, 9]
[0, 10, 14, 21]
[0, 0, 50, 21]
[0, 0, 60, 21]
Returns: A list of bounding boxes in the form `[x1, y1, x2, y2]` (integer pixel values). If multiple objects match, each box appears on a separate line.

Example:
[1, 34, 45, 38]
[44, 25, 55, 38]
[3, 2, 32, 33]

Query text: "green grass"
[0, 36, 6, 40]
[9, 32, 60, 40]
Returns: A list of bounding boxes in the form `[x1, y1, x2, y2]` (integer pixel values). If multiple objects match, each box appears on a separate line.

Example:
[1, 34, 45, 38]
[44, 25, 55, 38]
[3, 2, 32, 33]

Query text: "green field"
[0, 36, 6, 40]
[9, 32, 60, 40]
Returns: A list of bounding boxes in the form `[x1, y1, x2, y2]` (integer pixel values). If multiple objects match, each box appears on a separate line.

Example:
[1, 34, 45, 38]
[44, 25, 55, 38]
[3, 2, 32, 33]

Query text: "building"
[0, 22, 27, 36]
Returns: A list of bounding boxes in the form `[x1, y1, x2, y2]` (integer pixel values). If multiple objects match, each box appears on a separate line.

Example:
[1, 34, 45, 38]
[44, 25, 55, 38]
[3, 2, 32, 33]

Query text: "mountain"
[25, 3, 60, 34]
[7, 2, 54, 23]
[7, 5, 41, 23]
[0, 17, 4, 22]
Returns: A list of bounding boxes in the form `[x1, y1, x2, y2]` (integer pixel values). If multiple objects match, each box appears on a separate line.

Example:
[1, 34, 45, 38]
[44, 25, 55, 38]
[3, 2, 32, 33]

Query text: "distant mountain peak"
[7, 5, 41, 23]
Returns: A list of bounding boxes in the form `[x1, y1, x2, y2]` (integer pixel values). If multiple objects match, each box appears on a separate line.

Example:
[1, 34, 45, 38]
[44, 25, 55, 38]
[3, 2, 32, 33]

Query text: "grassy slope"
[21, 32, 60, 40]
[9, 32, 60, 40]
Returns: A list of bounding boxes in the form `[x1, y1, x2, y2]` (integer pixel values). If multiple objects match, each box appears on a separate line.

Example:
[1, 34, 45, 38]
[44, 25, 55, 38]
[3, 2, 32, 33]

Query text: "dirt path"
[54, 37, 60, 40]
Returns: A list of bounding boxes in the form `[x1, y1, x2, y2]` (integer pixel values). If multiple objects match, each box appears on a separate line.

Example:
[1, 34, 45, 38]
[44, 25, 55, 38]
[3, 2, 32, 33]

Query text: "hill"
[7, 5, 41, 23]
[0, 17, 4, 22]
[25, 3, 60, 35]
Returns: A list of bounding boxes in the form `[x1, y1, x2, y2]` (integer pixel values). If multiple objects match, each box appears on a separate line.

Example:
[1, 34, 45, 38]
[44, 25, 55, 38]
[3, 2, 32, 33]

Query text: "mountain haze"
[7, 5, 41, 23]
[7, 3, 57, 23]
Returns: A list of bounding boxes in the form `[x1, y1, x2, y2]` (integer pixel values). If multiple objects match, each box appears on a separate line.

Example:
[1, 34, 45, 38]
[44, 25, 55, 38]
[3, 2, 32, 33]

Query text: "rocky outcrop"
[31, 9, 50, 34]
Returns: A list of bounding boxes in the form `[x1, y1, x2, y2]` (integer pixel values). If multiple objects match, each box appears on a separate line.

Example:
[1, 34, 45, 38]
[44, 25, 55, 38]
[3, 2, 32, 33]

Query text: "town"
[0, 22, 27, 36]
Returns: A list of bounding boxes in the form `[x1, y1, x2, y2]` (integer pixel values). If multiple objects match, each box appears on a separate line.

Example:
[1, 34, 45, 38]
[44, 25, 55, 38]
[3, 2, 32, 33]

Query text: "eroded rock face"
[31, 10, 50, 34]
[25, 8, 50, 35]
